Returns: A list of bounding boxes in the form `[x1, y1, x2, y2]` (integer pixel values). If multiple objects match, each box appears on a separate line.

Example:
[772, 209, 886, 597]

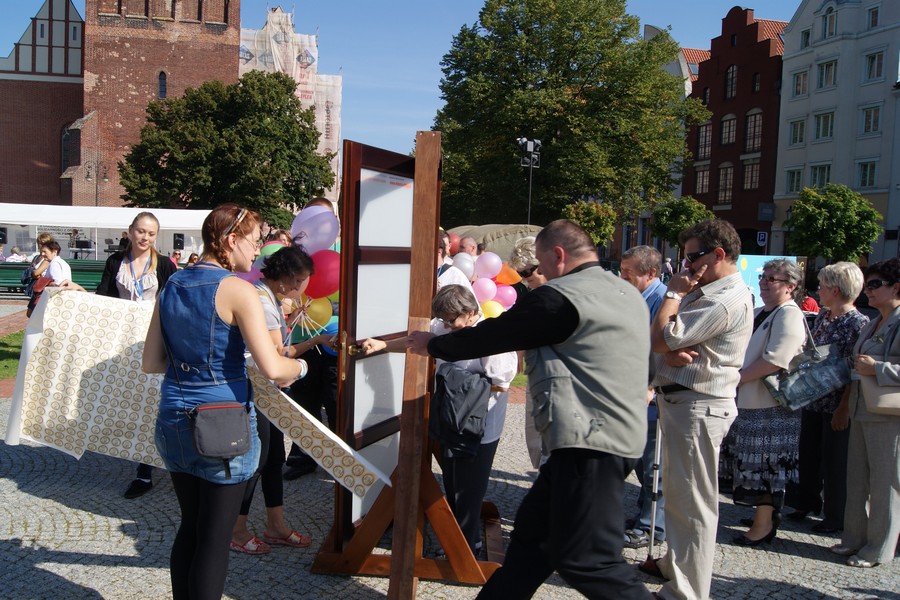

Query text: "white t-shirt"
[431, 317, 517, 444]
[46, 256, 72, 285]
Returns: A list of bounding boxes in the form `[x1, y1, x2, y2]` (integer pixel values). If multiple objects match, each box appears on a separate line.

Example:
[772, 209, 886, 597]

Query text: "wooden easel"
[311, 132, 502, 597]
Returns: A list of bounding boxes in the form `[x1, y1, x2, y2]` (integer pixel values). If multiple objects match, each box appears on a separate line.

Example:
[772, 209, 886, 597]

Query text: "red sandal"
[229, 536, 271, 555]
[263, 530, 312, 548]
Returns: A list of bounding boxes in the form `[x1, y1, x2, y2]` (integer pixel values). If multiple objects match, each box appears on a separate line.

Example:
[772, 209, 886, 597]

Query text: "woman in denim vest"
[143, 204, 308, 600]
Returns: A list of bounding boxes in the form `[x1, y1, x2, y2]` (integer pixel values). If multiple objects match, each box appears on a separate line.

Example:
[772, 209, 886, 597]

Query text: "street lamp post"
[85, 161, 109, 206]
[517, 137, 541, 225]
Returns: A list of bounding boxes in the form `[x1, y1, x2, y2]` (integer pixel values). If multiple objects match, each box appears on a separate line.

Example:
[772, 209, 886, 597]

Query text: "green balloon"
[259, 242, 285, 257]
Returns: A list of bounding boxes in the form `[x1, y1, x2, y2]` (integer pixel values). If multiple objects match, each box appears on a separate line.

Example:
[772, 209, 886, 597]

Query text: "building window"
[61, 128, 80, 173]
[158, 72, 167, 99]
[865, 52, 884, 81]
[721, 115, 736, 145]
[39, 23, 45, 38]
[862, 106, 881, 134]
[800, 29, 811, 49]
[72, 26, 78, 41]
[817, 60, 837, 88]
[810, 164, 831, 188]
[823, 7, 836, 38]
[744, 111, 762, 152]
[752, 72, 761, 93]
[789, 119, 806, 145]
[724, 65, 737, 99]
[792, 71, 808, 97]
[697, 123, 711, 160]
[787, 169, 803, 194]
[858, 161, 877, 188]
[703, 87, 710, 105]
[814, 112, 835, 140]
[695, 166, 710, 194]
[868, 7, 879, 29]
[718, 164, 734, 204]
[743, 160, 760, 190]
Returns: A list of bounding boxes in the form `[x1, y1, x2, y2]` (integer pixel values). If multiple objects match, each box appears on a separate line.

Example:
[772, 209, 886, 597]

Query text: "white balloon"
[452, 253, 475, 280]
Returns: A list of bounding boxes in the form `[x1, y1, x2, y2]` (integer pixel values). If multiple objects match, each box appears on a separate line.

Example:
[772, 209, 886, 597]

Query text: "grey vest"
[525, 267, 649, 458]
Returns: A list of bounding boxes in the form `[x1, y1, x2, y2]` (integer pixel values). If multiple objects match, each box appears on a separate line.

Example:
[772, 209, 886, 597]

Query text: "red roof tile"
[681, 48, 711, 81]
[755, 18, 788, 54]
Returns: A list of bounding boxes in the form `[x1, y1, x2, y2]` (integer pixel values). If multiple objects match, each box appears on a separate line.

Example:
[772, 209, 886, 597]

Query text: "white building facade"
[771, 0, 900, 259]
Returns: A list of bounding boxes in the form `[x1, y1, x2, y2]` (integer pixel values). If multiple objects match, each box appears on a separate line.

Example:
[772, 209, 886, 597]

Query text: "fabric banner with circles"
[10, 290, 388, 497]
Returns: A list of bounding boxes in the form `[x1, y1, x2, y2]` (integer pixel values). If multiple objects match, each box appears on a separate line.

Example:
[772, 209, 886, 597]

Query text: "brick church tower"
[73, 0, 240, 206]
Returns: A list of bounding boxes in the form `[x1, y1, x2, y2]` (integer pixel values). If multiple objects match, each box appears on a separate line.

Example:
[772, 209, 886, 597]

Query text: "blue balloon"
[320, 317, 338, 356]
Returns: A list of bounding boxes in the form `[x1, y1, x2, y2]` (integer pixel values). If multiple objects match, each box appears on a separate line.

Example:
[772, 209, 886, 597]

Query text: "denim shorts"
[155, 411, 261, 485]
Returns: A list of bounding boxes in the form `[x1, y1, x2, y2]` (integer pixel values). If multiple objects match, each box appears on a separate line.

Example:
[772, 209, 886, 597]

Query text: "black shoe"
[637, 557, 669, 581]
[283, 462, 317, 480]
[811, 521, 843, 534]
[123, 479, 152, 499]
[733, 527, 777, 547]
[624, 529, 650, 549]
[786, 510, 810, 522]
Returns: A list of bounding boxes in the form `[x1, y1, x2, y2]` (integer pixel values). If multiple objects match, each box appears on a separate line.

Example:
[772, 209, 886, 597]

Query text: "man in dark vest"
[409, 219, 653, 599]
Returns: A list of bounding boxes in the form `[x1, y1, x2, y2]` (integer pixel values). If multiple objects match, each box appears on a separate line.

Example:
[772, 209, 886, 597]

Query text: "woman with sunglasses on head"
[142, 204, 308, 600]
[730, 258, 806, 547]
[230, 245, 330, 555]
[508, 236, 548, 470]
[831, 259, 900, 568]
[789, 263, 867, 533]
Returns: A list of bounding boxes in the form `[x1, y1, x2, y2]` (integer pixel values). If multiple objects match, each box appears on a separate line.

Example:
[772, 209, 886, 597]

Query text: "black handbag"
[763, 313, 850, 411]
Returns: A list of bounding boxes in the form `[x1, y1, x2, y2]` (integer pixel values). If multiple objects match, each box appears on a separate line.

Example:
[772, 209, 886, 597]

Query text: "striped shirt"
[652, 271, 753, 397]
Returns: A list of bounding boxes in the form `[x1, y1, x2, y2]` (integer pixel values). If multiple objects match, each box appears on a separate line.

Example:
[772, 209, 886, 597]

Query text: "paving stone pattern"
[1, 396, 897, 599]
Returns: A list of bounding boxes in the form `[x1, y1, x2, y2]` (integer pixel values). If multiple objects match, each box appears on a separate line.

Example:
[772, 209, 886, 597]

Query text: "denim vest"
[158, 265, 248, 387]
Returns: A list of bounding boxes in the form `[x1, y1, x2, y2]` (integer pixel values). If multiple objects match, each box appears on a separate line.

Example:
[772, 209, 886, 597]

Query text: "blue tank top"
[158, 264, 248, 387]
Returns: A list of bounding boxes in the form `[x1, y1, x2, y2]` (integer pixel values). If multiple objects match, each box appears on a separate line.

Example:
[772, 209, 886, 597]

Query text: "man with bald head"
[459, 236, 478, 256]
[409, 220, 653, 599]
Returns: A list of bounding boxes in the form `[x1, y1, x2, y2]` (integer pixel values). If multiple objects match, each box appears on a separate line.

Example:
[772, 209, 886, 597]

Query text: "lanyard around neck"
[129, 253, 152, 300]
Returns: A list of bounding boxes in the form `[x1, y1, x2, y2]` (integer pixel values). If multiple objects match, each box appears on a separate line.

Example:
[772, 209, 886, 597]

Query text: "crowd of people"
[16, 208, 899, 600]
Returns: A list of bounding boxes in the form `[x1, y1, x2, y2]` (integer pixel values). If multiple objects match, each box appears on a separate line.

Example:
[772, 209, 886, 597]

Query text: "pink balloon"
[472, 278, 497, 304]
[474, 252, 502, 279]
[494, 284, 517, 309]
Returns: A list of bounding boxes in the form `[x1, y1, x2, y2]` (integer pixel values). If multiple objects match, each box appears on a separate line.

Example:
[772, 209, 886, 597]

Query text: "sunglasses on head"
[685, 248, 717, 263]
[865, 279, 894, 290]
[517, 265, 538, 278]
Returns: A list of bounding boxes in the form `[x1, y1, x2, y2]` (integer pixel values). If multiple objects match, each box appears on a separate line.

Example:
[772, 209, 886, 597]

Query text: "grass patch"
[0, 330, 24, 379]
[512, 372, 527, 387]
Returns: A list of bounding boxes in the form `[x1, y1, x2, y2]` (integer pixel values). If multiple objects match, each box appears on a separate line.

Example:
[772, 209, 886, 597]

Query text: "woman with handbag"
[142, 204, 308, 600]
[731, 258, 806, 546]
[789, 263, 868, 532]
[831, 258, 900, 568]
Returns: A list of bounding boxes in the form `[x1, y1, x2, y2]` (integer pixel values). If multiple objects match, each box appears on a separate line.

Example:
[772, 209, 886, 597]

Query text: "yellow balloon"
[306, 297, 333, 329]
[481, 300, 504, 319]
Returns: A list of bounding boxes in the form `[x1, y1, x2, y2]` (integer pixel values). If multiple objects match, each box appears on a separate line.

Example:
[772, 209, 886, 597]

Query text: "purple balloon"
[472, 278, 497, 304]
[236, 265, 262, 284]
[290, 205, 339, 254]
[474, 252, 502, 279]
[494, 284, 517, 309]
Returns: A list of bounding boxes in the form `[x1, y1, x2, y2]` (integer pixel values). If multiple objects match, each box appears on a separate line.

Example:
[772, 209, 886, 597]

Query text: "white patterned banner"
[6, 290, 388, 497]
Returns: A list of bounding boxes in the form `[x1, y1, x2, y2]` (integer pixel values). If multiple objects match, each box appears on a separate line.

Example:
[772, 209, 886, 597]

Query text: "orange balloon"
[494, 263, 522, 285]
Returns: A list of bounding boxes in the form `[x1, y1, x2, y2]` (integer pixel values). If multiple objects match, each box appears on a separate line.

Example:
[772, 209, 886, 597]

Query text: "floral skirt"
[730, 405, 801, 508]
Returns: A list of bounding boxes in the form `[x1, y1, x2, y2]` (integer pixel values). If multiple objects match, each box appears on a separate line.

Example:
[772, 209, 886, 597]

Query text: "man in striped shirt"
[644, 220, 753, 600]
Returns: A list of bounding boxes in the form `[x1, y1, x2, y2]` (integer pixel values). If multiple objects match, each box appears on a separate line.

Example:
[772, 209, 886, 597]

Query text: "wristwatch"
[664, 290, 683, 302]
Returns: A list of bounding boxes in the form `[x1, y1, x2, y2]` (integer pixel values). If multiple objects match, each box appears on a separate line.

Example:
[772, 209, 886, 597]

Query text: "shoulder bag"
[763, 310, 850, 411]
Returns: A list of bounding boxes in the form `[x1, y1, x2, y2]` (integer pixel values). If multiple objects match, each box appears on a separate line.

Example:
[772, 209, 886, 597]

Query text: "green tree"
[434, 0, 708, 227]
[119, 71, 334, 227]
[785, 184, 882, 262]
[650, 196, 715, 249]
[562, 200, 617, 245]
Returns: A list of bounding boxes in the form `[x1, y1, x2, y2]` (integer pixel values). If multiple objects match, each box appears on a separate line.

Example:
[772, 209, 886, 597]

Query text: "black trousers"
[169, 472, 247, 600]
[795, 408, 849, 523]
[442, 439, 499, 552]
[476, 448, 652, 600]
[239, 414, 286, 514]
[287, 349, 337, 465]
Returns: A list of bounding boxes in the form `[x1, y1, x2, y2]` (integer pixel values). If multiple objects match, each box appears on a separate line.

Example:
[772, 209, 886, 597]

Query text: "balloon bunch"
[452, 251, 522, 319]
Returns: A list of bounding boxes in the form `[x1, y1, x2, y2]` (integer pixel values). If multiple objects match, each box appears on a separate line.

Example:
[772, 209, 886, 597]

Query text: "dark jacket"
[96, 251, 176, 298]
[429, 361, 492, 458]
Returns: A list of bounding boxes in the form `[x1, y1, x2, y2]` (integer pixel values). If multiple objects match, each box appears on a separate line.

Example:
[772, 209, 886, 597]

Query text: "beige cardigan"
[737, 300, 806, 410]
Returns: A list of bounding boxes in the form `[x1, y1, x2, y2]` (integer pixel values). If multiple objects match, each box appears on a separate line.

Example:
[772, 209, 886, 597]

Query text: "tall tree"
[119, 71, 334, 227]
[434, 0, 707, 227]
[785, 184, 882, 262]
[650, 196, 715, 250]
[562, 200, 617, 245]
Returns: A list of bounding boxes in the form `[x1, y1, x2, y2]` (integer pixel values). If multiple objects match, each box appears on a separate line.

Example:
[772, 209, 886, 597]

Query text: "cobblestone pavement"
[1, 392, 898, 599]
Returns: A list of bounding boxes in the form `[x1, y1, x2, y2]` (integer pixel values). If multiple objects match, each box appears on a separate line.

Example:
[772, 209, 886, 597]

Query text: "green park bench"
[0, 259, 107, 293]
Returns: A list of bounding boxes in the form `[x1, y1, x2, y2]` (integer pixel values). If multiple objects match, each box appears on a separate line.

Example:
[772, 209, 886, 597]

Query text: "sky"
[1, 1, 798, 155]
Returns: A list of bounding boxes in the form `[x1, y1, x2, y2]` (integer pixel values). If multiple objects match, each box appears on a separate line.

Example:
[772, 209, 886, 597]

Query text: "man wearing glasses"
[410, 219, 653, 599]
[644, 219, 753, 600]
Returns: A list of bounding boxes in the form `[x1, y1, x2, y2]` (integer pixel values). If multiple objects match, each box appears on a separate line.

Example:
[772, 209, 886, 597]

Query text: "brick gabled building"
[682, 7, 787, 254]
[1, 0, 240, 207]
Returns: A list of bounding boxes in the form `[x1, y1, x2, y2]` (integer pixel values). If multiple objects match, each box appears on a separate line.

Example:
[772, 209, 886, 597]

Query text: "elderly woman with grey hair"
[731, 258, 807, 546]
[790, 262, 868, 533]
